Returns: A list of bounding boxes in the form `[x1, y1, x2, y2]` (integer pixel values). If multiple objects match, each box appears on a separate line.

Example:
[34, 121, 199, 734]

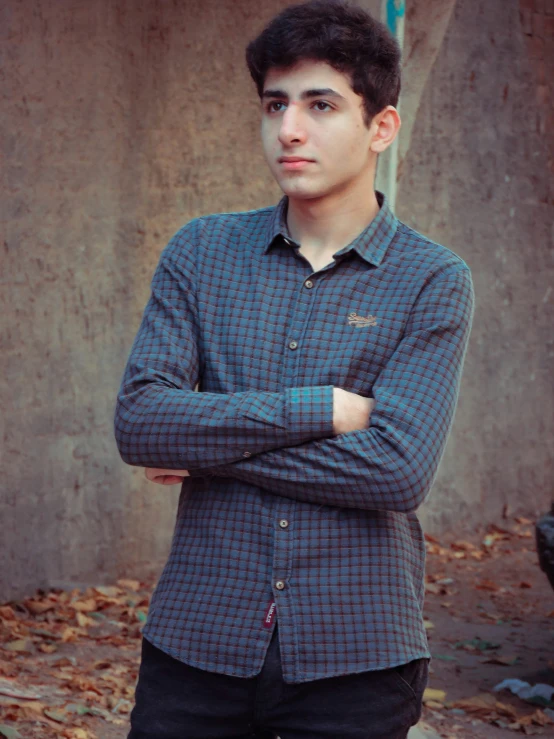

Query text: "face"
[260, 59, 377, 203]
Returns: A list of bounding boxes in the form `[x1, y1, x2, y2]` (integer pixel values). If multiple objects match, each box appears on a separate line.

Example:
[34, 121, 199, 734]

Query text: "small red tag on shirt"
[263, 601, 277, 628]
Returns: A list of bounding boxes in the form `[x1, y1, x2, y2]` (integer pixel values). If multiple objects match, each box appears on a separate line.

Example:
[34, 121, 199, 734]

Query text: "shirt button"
[279, 519, 289, 528]
[242, 451, 251, 458]
[304, 280, 314, 289]
[289, 340, 298, 350]
[275, 580, 286, 590]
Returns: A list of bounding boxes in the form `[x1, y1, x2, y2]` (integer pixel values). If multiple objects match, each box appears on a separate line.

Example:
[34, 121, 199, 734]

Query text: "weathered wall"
[397, 0, 554, 531]
[518, 0, 554, 170]
[1, 0, 553, 600]
[0, 0, 293, 601]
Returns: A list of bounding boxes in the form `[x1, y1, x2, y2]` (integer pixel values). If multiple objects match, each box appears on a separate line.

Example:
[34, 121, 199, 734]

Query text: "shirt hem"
[141, 627, 430, 683]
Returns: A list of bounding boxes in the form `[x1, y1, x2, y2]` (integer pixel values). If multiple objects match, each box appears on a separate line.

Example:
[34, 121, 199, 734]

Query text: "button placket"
[270, 497, 294, 630]
[272, 262, 317, 638]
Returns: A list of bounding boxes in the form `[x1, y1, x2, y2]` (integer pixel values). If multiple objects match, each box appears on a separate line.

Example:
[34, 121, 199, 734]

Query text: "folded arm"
[185, 264, 474, 513]
[114, 223, 335, 469]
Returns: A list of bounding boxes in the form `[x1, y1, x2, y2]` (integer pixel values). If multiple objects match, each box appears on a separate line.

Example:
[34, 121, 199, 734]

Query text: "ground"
[0, 514, 553, 739]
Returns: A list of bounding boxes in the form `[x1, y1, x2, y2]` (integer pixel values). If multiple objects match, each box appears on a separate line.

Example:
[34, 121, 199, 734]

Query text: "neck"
[286, 179, 380, 254]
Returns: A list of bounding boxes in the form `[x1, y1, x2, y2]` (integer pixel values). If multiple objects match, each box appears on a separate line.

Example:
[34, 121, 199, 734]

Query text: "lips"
[278, 156, 313, 163]
[278, 156, 314, 171]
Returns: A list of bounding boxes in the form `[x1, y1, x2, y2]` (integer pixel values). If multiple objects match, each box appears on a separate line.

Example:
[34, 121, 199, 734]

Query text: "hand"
[332, 388, 374, 435]
[145, 468, 190, 485]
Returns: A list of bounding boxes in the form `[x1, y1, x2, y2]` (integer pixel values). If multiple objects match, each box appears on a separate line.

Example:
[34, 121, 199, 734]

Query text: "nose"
[278, 104, 307, 146]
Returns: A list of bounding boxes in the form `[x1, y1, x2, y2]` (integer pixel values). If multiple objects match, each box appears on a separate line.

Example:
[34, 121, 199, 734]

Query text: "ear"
[369, 106, 401, 154]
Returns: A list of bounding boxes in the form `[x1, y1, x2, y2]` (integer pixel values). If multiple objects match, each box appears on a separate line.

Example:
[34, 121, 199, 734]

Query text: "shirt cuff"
[187, 385, 335, 479]
[285, 385, 334, 443]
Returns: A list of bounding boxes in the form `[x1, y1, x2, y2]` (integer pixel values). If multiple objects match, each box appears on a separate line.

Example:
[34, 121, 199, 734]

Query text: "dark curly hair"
[246, 0, 401, 126]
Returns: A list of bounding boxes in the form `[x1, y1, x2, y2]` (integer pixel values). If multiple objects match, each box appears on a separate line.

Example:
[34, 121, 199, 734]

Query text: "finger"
[146, 471, 190, 485]
[145, 467, 190, 480]
[147, 474, 184, 485]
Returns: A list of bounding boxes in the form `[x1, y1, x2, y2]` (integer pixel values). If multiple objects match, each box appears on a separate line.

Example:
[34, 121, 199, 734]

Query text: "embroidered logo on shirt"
[348, 311, 378, 328]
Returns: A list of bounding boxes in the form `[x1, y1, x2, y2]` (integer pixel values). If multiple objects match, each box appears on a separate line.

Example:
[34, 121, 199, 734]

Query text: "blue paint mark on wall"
[386, 0, 405, 36]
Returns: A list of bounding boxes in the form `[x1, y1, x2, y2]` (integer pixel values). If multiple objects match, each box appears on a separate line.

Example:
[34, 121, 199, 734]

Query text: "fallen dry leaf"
[0, 679, 42, 700]
[72, 599, 98, 614]
[454, 637, 501, 652]
[487, 524, 513, 536]
[24, 599, 57, 616]
[43, 707, 70, 723]
[92, 660, 111, 670]
[480, 611, 502, 622]
[525, 709, 554, 726]
[117, 579, 141, 592]
[451, 540, 476, 551]
[2, 641, 30, 654]
[475, 579, 500, 591]
[481, 654, 519, 666]
[92, 586, 121, 598]
[423, 688, 447, 703]
[425, 583, 446, 595]
[63, 730, 92, 739]
[64, 675, 104, 696]
[469, 550, 486, 560]
[424, 533, 441, 544]
[60, 627, 80, 643]
[9, 700, 46, 718]
[38, 643, 58, 654]
[451, 693, 519, 720]
[75, 613, 95, 629]
[0, 725, 22, 738]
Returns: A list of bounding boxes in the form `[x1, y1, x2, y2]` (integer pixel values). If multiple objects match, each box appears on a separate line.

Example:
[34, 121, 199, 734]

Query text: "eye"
[313, 101, 332, 112]
[265, 101, 287, 113]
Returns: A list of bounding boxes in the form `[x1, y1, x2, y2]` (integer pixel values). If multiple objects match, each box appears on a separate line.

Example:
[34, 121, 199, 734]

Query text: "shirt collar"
[264, 190, 398, 268]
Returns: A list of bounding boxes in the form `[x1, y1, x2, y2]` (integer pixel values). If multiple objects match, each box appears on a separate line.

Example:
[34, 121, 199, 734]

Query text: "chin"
[282, 189, 316, 201]
[278, 180, 327, 201]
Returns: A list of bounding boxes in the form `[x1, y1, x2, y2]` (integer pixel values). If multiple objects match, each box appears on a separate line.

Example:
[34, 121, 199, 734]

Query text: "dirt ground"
[1, 513, 553, 738]
[419, 514, 554, 738]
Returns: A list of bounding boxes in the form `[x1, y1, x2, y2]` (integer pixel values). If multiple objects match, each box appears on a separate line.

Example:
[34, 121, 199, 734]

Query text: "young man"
[114, 1, 474, 737]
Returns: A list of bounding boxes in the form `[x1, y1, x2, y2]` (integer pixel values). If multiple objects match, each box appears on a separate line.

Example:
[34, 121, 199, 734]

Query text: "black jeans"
[128, 626, 429, 739]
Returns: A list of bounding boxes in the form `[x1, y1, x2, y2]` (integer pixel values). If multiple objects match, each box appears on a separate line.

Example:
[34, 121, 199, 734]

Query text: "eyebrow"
[261, 87, 346, 101]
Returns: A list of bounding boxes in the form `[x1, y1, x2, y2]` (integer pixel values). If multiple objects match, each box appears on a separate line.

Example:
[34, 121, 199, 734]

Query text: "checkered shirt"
[114, 191, 474, 683]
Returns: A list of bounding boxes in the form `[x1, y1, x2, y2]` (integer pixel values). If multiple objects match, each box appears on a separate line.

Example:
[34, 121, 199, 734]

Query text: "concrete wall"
[397, 0, 554, 531]
[1, 0, 553, 599]
[0, 0, 293, 601]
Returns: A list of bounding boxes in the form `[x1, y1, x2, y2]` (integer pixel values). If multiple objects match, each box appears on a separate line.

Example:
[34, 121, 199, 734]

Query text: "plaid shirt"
[114, 192, 474, 683]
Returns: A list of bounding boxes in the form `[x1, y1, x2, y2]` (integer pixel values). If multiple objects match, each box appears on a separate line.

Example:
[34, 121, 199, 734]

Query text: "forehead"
[263, 59, 356, 98]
